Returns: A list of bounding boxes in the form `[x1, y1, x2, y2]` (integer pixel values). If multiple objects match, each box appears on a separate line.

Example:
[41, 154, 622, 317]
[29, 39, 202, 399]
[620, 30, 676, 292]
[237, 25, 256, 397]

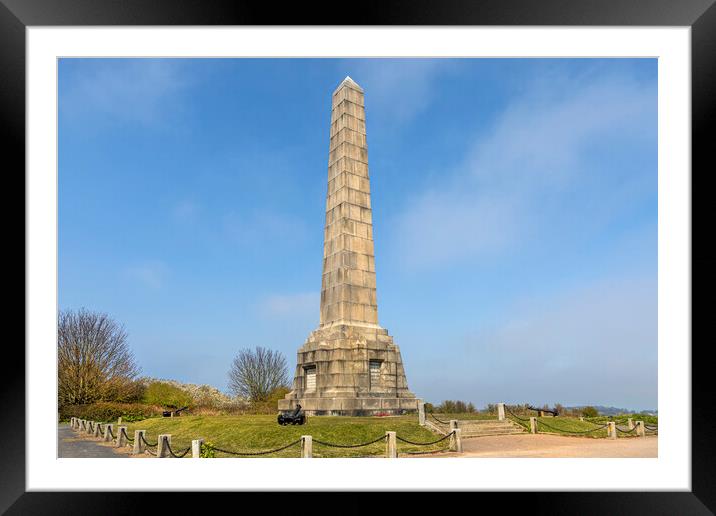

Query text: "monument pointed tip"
[334, 75, 364, 94]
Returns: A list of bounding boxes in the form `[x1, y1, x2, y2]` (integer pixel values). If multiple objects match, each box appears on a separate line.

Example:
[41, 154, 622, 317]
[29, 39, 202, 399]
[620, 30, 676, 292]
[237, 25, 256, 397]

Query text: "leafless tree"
[58, 308, 141, 406]
[227, 347, 289, 402]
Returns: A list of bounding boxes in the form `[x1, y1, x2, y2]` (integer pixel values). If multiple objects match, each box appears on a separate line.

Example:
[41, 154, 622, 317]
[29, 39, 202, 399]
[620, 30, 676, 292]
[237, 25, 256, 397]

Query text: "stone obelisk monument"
[279, 77, 417, 416]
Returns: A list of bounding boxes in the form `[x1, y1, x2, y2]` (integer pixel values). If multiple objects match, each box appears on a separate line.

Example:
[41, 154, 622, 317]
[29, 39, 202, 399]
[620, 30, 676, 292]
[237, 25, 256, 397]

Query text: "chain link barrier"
[78, 411, 574, 458]
[398, 431, 455, 456]
[428, 412, 450, 425]
[616, 425, 638, 434]
[211, 439, 303, 457]
[165, 438, 191, 458]
[506, 406, 615, 435]
[140, 433, 158, 448]
[313, 434, 387, 449]
[536, 419, 609, 434]
[138, 433, 158, 456]
[504, 406, 530, 422]
[395, 431, 455, 446]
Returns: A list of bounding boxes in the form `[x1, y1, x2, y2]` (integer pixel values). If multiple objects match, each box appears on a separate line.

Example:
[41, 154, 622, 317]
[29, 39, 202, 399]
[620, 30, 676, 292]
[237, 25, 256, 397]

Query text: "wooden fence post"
[635, 421, 646, 437]
[157, 434, 171, 458]
[116, 426, 128, 447]
[607, 422, 617, 440]
[192, 439, 204, 458]
[133, 430, 146, 454]
[385, 431, 397, 458]
[301, 436, 313, 458]
[103, 424, 114, 442]
[530, 417, 537, 434]
[450, 428, 462, 452]
[418, 401, 426, 426]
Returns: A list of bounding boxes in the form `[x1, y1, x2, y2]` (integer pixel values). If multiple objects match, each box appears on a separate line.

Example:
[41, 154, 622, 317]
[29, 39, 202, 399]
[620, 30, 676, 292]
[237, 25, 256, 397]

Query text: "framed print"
[6, 0, 714, 513]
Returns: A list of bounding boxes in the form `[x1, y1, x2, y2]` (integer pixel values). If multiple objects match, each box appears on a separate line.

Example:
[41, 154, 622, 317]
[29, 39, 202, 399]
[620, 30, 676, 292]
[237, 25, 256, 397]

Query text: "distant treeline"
[425, 401, 649, 418]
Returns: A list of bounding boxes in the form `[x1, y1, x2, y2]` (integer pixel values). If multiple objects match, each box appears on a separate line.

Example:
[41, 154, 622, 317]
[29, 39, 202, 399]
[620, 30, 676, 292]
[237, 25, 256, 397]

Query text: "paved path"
[417, 433, 657, 458]
[58, 424, 128, 458]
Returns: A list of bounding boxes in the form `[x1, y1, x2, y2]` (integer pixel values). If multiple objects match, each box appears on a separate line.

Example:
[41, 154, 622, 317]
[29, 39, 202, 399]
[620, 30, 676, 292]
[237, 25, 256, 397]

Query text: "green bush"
[249, 386, 291, 414]
[436, 400, 476, 413]
[581, 406, 599, 417]
[200, 441, 216, 458]
[59, 402, 163, 422]
[143, 381, 193, 409]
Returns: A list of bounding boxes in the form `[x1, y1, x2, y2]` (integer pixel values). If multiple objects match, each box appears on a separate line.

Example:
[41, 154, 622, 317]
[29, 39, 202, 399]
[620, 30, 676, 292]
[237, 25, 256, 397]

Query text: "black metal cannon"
[162, 406, 189, 417]
[527, 405, 559, 417]
[277, 404, 306, 425]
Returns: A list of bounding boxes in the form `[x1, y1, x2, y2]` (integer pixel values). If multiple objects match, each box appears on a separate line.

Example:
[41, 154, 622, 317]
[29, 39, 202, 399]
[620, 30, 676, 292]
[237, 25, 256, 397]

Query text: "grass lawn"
[585, 415, 658, 426]
[123, 415, 451, 458]
[534, 417, 611, 438]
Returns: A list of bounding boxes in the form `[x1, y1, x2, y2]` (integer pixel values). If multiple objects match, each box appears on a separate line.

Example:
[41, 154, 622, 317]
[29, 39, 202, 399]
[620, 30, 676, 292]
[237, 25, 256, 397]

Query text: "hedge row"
[59, 402, 164, 423]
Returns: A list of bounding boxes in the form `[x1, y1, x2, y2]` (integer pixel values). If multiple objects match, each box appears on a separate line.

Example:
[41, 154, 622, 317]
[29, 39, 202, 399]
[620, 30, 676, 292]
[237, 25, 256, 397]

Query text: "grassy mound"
[533, 417, 611, 437]
[124, 415, 450, 458]
[60, 402, 163, 423]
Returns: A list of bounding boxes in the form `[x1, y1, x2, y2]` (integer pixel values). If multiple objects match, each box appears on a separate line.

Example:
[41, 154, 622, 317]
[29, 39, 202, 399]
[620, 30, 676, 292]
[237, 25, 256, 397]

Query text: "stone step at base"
[427, 418, 528, 437]
[458, 420, 526, 435]
[434, 422, 523, 430]
[431, 418, 521, 425]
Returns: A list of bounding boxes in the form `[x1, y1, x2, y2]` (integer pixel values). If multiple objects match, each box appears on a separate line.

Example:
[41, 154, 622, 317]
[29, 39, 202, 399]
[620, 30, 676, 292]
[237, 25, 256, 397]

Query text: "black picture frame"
[5, 0, 714, 513]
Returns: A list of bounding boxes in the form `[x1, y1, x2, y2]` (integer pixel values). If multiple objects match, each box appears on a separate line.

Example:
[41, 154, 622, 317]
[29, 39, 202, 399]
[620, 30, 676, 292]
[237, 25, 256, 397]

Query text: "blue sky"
[58, 58, 657, 410]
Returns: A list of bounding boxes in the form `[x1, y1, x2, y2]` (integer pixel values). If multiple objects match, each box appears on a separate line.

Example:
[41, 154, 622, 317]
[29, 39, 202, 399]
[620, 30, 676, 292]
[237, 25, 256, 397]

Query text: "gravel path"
[58, 424, 128, 458]
[410, 433, 658, 458]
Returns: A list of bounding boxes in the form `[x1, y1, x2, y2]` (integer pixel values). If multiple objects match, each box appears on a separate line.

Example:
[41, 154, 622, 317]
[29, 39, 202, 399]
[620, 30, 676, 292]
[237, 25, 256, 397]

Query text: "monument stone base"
[278, 396, 419, 417]
[279, 323, 417, 416]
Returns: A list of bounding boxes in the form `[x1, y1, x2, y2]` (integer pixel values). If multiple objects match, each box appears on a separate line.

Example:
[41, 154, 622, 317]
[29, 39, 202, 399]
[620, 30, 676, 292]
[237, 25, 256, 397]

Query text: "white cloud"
[347, 59, 454, 124]
[467, 73, 656, 191]
[124, 261, 168, 289]
[415, 272, 657, 409]
[222, 210, 308, 247]
[60, 59, 188, 126]
[171, 199, 200, 223]
[391, 69, 657, 269]
[257, 292, 319, 320]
